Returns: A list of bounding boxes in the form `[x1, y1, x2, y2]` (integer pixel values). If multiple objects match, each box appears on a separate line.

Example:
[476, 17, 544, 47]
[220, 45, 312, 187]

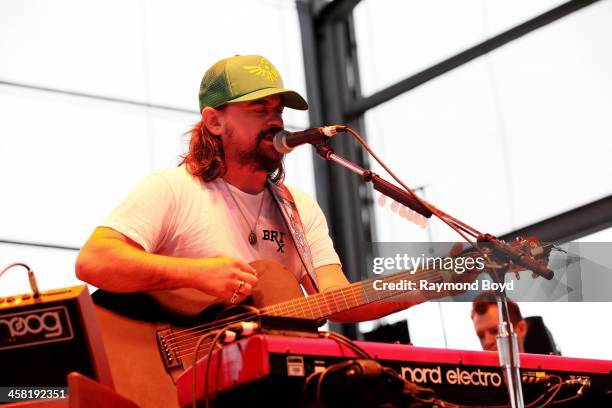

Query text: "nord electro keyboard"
[177, 334, 612, 407]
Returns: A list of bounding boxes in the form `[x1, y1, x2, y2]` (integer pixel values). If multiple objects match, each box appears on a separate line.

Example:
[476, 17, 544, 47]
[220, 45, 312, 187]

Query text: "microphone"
[273, 125, 347, 153]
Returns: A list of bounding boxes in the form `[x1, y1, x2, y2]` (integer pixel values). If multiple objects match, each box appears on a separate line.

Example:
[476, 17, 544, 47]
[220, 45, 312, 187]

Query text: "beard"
[229, 126, 284, 173]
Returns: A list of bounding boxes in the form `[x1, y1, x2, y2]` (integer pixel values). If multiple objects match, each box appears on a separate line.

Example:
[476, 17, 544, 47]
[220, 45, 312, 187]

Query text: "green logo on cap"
[243, 58, 279, 83]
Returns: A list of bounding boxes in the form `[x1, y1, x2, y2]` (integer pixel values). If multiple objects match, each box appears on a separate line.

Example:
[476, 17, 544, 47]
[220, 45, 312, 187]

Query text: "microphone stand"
[315, 144, 554, 408]
[492, 264, 525, 408]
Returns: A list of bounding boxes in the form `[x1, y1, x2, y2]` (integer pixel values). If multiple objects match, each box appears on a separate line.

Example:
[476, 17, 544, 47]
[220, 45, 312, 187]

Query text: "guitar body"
[94, 260, 304, 408]
[95, 306, 179, 408]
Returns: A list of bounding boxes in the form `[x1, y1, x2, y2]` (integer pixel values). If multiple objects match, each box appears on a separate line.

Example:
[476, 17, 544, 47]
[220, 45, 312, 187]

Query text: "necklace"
[224, 181, 266, 246]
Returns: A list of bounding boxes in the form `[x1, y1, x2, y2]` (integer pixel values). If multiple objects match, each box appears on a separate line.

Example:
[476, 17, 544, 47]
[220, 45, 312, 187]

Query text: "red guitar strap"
[267, 181, 319, 292]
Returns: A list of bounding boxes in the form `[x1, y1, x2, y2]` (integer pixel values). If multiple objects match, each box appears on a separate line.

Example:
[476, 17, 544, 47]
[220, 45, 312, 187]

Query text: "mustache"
[258, 127, 284, 142]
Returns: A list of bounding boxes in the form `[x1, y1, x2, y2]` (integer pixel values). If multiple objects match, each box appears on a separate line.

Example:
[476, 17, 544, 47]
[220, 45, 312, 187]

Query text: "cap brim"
[228, 88, 308, 110]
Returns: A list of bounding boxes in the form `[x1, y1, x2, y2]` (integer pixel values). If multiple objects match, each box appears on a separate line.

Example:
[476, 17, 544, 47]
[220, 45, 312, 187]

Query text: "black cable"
[191, 330, 223, 408]
[192, 321, 262, 408]
[534, 384, 563, 408]
[315, 360, 356, 404]
[0, 262, 40, 298]
[526, 375, 563, 408]
[319, 331, 372, 359]
[0, 262, 31, 280]
[549, 392, 585, 405]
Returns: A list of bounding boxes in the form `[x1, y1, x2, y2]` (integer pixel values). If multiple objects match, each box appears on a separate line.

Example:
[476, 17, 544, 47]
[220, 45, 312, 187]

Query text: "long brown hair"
[181, 119, 285, 184]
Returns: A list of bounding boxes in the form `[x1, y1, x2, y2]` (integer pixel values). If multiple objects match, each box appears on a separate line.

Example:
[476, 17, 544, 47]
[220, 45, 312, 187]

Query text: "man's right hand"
[192, 257, 258, 303]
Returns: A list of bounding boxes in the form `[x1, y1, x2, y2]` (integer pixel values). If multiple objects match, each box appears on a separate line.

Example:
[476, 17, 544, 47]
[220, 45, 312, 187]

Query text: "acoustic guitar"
[93, 240, 549, 408]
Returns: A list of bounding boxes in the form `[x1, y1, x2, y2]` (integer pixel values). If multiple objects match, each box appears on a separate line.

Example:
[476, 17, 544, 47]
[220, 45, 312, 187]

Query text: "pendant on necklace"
[248, 231, 257, 246]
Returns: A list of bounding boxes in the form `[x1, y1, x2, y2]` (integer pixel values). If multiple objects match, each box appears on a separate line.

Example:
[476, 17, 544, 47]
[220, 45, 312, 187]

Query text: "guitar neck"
[260, 267, 446, 321]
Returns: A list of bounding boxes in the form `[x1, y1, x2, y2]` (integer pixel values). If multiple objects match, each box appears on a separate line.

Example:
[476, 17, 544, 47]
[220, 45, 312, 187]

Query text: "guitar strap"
[267, 181, 319, 292]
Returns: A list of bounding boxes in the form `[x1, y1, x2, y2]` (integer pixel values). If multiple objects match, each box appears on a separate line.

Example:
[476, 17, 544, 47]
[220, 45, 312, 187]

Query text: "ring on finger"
[230, 280, 247, 304]
[237, 280, 245, 293]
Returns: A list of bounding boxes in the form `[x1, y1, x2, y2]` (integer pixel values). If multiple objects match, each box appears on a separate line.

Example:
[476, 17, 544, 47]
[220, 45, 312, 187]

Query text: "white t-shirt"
[101, 165, 341, 283]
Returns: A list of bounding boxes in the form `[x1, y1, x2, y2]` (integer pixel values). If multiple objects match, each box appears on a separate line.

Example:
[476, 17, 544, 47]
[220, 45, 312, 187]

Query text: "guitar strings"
[168, 266, 446, 356]
[167, 264, 438, 343]
[168, 275, 421, 356]
[173, 274, 432, 360]
[174, 284, 410, 360]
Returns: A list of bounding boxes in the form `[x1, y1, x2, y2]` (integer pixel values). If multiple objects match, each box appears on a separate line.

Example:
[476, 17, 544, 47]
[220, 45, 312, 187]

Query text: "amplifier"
[0, 285, 112, 388]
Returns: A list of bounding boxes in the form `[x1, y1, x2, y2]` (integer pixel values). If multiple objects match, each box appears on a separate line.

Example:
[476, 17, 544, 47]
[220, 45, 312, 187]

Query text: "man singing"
[76, 54, 410, 325]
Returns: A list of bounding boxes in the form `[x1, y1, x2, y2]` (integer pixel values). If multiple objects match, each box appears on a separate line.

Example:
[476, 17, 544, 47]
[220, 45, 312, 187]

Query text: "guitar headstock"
[448, 237, 552, 283]
[508, 236, 552, 276]
[478, 236, 552, 277]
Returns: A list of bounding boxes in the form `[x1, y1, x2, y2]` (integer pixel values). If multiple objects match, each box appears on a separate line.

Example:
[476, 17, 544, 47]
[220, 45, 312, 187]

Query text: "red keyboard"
[177, 334, 612, 407]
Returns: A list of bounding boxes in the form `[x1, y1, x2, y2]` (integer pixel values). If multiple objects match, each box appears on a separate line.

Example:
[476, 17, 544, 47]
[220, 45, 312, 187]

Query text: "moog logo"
[0, 306, 74, 350]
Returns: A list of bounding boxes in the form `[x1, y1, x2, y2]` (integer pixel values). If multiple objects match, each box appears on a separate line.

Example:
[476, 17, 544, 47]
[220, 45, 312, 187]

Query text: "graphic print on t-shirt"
[223, 184, 297, 272]
[262, 229, 285, 253]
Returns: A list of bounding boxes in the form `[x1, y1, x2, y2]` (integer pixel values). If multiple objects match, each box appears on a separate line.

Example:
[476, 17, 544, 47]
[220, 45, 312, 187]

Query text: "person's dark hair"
[471, 291, 523, 325]
[180, 116, 285, 184]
